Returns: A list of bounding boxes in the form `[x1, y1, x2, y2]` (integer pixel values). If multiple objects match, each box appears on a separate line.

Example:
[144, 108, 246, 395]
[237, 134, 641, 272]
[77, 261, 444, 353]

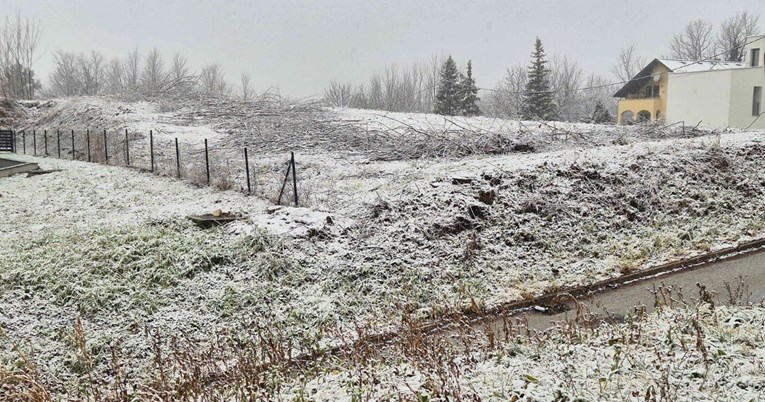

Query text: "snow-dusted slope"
[4, 97, 765, 398]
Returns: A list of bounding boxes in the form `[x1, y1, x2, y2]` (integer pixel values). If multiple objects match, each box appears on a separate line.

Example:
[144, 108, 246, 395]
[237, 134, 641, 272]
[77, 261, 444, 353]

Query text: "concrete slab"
[0, 156, 39, 177]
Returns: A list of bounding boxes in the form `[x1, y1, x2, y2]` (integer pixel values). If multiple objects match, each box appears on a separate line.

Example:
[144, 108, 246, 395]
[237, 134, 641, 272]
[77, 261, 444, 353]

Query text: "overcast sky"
[5, 0, 765, 97]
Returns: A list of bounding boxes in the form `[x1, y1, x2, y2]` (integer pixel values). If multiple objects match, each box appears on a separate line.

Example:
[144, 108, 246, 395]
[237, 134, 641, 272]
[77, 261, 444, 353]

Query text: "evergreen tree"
[2, 64, 41, 99]
[521, 38, 557, 121]
[433, 55, 460, 116]
[458, 60, 481, 116]
[590, 100, 613, 124]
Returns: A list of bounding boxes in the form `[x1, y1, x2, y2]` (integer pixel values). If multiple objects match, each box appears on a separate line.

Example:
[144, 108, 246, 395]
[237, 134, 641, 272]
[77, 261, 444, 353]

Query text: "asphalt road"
[515, 250, 765, 332]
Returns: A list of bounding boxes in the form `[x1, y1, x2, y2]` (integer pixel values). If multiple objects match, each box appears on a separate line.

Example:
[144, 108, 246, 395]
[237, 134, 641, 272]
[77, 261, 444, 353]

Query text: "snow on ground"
[278, 303, 765, 401]
[0, 154, 268, 241]
[332, 106, 623, 138]
[12, 98, 738, 218]
[4, 96, 765, 398]
[18, 96, 225, 146]
[3, 127, 765, 397]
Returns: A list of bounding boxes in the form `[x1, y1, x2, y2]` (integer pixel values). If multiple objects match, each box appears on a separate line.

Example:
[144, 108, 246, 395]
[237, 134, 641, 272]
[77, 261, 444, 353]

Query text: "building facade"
[614, 35, 765, 129]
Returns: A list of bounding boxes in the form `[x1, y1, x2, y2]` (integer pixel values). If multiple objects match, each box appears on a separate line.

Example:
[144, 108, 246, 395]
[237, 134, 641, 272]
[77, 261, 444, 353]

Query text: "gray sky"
[5, 0, 765, 97]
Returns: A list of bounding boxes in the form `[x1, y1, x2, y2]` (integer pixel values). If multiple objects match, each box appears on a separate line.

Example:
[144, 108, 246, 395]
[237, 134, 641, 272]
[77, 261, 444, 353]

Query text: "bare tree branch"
[611, 45, 647, 82]
[668, 20, 715, 60]
[717, 12, 761, 61]
[240, 72, 252, 101]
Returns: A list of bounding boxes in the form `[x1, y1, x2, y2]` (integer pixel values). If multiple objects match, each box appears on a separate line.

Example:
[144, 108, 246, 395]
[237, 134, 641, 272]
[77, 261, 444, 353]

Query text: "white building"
[615, 35, 765, 129]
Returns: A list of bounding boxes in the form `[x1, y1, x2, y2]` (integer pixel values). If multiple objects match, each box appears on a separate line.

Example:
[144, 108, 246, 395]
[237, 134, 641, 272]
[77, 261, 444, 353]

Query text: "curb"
[218, 237, 765, 374]
[355, 236, 765, 347]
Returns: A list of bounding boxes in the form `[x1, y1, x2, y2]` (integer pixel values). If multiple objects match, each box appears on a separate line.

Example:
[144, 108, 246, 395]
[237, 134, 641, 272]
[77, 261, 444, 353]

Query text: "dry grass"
[4, 282, 758, 401]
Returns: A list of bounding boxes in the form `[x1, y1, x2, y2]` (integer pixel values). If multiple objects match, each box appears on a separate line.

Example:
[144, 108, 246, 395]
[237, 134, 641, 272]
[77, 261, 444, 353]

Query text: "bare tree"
[717, 12, 761, 61]
[579, 73, 616, 123]
[326, 57, 442, 113]
[611, 45, 647, 82]
[0, 12, 43, 99]
[141, 47, 167, 93]
[48, 51, 81, 96]
[427, 55, 441, 110]
[549, 56, 583, 121]
[350, 83, 367, 109]
[198, 64, 229, 95]
[169, 52, 189, 82]
[324, 81, 352, 107]
[105, 57, 124, 93]
[166, 52, 195, 94]
[480, 65, 526, 118]
[668, 20, 715, 60]
[76, 51, 105, 95]
[124, 48, 140, 91]
[240, 72, 253, 101]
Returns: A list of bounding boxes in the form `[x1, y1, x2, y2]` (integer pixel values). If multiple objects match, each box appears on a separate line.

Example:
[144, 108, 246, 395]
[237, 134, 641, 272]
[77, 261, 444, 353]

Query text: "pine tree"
[590, 100, 613, 124]
[458, 60, 481, 116]
[433, 55, 460, 116]
[521, 38, 557, 121]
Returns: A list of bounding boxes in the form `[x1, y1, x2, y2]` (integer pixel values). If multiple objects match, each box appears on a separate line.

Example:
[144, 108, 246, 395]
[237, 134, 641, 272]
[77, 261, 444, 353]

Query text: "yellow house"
[614, 60, 670, 124]
[614, 35, 765, 129]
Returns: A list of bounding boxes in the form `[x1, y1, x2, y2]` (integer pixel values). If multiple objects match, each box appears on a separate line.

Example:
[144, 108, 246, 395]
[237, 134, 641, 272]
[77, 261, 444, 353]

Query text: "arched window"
[637, 110, 651, 122]
[620, 110, 634, 125]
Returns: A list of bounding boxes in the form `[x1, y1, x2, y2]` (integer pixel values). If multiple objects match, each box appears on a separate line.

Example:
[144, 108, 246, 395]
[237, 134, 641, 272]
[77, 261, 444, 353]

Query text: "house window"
[637, 110, 651, 122]
[642, 85, 660, 98]
[751, 48, 761, 67]
[754, 87, 762, 116]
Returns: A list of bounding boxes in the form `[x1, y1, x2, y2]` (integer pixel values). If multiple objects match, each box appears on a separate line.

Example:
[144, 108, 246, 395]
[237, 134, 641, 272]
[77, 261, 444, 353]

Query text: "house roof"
[613, 59, 749, 98]
[658, 59, 747, 72]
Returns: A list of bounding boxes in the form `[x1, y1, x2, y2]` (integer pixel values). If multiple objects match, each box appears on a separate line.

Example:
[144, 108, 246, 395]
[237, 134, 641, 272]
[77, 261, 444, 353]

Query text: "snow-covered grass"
[4, 96, 765, 398]
[10, 97, 731, 215]
[3, 129, 765, 398]
[276, 299, 765, 401]
[18, 97, 224, 146]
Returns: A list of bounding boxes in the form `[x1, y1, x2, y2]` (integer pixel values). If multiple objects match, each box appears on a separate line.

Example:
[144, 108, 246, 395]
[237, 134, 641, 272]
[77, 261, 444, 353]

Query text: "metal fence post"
[291, 152, 298, 207]
[44, 130, 48, 156]
[244, 147, 251, 194]
[103, 129, 108, 163]
[149, 130, 154, 173]
[22, 130, 25, 154]
[175, 137, 180, 178]
[125, 129, 130, 166]
[33, 130, 36, 156]
[277, 155, 292, 205]
[57, 129, 61, 158]
[87, 130, 91, 162]
[71, 129, 75, 159]
[205, 139, 210, 185]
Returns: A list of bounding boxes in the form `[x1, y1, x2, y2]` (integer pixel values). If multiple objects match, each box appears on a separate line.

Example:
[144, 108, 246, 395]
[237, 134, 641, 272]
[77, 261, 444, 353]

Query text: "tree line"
[482, 38, 613, 123]
[327, 11, 761, 123]
[45, 48, 255, 99]
[0, 10, 761, 118]
[324, 57, 442, 113]
[325, 39, 616, 123]
[667, 12, 759, 61]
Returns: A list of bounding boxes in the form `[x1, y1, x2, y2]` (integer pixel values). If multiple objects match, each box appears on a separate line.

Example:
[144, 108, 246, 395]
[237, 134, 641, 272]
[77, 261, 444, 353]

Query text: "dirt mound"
[325, 141, 765, 306]
[18, 97, 151, 131]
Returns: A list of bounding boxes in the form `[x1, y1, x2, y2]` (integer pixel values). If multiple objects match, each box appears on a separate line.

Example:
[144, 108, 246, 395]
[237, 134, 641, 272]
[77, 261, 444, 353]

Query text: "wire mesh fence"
[9, 128, 300, 206]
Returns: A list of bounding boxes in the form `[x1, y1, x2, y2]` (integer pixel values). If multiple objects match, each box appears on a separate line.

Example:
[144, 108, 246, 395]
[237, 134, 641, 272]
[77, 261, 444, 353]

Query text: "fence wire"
[11, 128, 300, 207]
